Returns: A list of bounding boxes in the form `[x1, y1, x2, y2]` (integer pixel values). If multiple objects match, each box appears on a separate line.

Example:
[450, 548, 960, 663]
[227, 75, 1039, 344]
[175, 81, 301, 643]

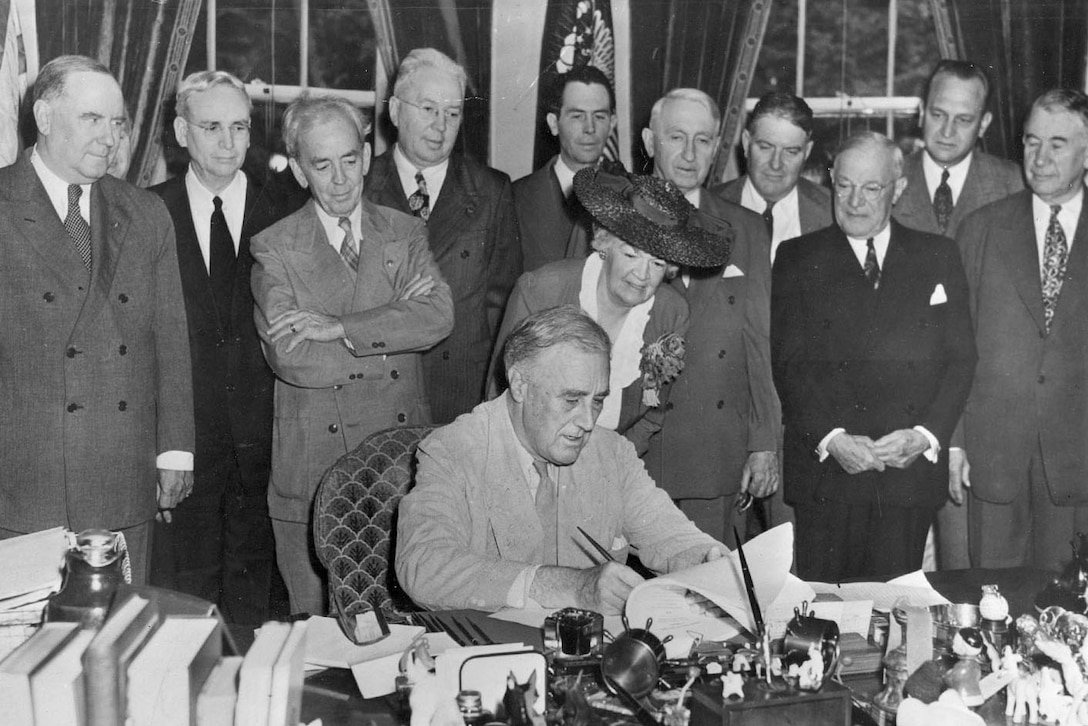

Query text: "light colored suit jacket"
[713, 175, 833, 236]
[395, 394, 719, 611]
[892, 150, 1023, 239]
[250, 198, 454, 522]
[957, 190, 1088, 505]
[644, 192, 781, 499]
[0, 152, 194, 532]
[486, 257, 689, 455]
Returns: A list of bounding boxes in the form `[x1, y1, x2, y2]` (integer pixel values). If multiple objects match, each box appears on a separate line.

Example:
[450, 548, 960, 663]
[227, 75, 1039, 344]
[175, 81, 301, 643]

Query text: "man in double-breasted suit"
[772, 132, 976, 581]
[956, 89, 1088, 571]
[0, 56, 194, 582]
[713, 90, 832, 262]
[364, 48, 521, 424]
[149, 71, 288, 624]
[639, 89, 782, 545]
[890, 61, 1023, 569]
[513, 65, 622, 272]
[251, 95, 454, 614]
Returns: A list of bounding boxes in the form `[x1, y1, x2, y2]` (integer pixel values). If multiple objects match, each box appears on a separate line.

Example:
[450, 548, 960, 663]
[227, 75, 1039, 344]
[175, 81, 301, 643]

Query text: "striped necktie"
[338, 216, 359, 274]
[64, 184, 92, 270]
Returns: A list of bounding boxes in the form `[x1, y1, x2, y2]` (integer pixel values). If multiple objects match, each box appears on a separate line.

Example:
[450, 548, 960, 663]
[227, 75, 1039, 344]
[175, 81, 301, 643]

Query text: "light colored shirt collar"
[922, 150, 973, 205]
[31, 146, 91, 223]
[313, 199, 364, 253]
[578, 253, 653, 430]
[184, 167, 247, 270]
[739, 177, 801, 259]
[552, 155, 578, 199]
[845, 223, 892, 269]
[393, 144, 449, 209]
[1032, 188, 1083, 269]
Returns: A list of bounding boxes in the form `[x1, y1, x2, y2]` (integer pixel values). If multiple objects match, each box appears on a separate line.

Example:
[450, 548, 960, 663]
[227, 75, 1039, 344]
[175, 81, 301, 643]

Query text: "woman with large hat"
[488, 167, 732, 454]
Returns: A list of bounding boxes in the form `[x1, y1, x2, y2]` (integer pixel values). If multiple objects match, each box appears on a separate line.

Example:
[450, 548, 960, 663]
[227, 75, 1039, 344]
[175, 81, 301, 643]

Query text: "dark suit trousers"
[793, 499, 931, 581]
[969, 438, 1088, 571]
[150, 448, 274, 625]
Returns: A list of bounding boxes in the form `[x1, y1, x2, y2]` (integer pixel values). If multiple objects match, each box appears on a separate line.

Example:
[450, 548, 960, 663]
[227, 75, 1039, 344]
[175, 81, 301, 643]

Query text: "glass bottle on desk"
[45, 529, 128, 629]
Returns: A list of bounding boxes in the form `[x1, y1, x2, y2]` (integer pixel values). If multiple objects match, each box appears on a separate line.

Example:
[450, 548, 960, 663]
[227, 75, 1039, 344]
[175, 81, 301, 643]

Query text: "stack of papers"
[0, 527, 68, 612]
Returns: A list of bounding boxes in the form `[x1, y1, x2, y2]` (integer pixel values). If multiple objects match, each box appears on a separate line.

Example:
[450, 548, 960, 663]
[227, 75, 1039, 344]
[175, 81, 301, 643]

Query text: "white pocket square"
[722, 264, 745, 279]
[929, 283, 947, 305]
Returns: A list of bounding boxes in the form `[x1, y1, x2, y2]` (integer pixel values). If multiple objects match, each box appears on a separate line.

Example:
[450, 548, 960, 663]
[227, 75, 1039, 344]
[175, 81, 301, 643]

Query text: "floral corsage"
[639, 333, 686, 407]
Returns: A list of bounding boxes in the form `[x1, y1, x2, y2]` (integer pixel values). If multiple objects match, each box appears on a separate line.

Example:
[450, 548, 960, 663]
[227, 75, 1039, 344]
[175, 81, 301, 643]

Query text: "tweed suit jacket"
[486, 257, 689, 455]
[0, 152, 194, 532]
[956, 190, 1088, 505]
[150, 173, 283, 496]
[250, 198, 454, 522]
[395, 394, 719, 611]
[771, 220, 977, 510]
[364, 151, 522, 424]
[512, 155, 625, 271]
[713, 175, 833, 236]
[892, 150, 1023, 239]
[643, 192, 782, 499]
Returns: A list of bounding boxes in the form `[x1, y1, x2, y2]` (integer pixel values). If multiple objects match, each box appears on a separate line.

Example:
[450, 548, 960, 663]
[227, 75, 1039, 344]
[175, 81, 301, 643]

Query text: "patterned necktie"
[863, 237, 881, 290]
[533, 460, 558, 566]
[761, 199, 775, 240]
[338, 216, 359, 274]
[1042, 204, 1068, 333]
[933, 168, 953, 234]
[64, 184, 92, 270]
[408, 171, 430, 222]
[209, 196, 236, 312]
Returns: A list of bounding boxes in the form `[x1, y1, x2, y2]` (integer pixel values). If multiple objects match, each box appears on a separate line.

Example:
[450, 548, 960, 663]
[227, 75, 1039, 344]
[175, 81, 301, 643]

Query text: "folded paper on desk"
[809, 570, 950, 611]
[0, 527, 67, 607]
[625, 523, 815, 659]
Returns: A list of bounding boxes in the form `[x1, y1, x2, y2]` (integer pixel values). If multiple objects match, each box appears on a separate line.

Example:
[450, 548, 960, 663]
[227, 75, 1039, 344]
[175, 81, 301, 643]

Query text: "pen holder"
[601, 617, 672, 699]
[544, 608, 604, 658]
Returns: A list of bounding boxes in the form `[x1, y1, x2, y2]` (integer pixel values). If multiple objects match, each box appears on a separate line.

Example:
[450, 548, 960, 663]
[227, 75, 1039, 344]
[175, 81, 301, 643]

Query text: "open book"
[624, 523, 814, 658]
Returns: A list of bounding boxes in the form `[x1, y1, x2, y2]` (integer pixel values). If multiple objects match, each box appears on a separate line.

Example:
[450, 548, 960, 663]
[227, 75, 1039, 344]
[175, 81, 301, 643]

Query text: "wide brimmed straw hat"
[573, 167, 732, 268]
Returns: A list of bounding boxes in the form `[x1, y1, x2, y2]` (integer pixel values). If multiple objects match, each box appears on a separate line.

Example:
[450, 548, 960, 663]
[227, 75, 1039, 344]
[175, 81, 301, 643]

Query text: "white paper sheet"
[349, 631, 460, 698]
[305, 617, 426, 669]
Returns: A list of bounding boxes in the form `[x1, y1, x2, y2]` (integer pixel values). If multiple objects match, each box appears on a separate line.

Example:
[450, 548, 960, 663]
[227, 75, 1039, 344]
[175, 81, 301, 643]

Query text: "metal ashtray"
[601, 616, 672, 699]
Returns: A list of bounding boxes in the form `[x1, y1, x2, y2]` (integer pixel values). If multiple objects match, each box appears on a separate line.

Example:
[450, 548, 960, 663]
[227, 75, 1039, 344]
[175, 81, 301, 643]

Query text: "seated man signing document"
[396, 306, 725, 614]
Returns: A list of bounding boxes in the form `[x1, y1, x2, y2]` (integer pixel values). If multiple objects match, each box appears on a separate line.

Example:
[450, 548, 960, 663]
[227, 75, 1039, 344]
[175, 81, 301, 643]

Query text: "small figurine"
[979, 584, 1009, 622]
[407, 654, 463, 726]
[943, 627, 984, 707]
[1000, 646, 1039, 724]
[786, 645, 824, 691]
[720, 672, 745, 701]
[502, 670, 545, 726]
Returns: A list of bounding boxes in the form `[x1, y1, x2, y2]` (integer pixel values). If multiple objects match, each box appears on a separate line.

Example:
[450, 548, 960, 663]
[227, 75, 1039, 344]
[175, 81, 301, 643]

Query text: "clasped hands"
[826, 428, 928, 474]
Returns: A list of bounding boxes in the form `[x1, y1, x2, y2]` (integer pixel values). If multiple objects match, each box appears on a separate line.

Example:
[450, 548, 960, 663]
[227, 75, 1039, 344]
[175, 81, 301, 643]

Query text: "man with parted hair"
[955, 88, 1088, 570]
[713, 90, 833, 261]
[891, 60, 1023, 569]
[251, 93, 454, 614]
[513, 65, 624, 271]
[639, 88, 781, 546]
[396, 305, 723, 613]
[147, 70, 285, 623]
[0, 55, 194, 582]
[365, 47, 521, 425]
[772, 131, 976, 580]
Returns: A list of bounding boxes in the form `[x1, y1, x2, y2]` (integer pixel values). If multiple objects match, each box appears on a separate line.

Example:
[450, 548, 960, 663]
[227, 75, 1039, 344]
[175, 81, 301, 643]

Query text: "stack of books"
[0, 589, 308, 726]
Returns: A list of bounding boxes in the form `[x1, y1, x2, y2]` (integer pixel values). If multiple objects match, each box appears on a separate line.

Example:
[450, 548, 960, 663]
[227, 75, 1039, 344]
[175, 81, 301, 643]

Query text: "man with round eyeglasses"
[771, 131, 977, 580]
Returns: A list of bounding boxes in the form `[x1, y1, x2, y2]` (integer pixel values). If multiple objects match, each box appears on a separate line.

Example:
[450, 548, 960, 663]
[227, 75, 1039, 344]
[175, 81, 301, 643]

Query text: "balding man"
[772, 132, 976, 580]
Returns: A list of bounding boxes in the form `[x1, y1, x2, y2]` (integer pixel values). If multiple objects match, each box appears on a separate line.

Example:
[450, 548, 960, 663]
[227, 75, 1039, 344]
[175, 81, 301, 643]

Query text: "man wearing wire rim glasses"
[771, 131, 976, 581]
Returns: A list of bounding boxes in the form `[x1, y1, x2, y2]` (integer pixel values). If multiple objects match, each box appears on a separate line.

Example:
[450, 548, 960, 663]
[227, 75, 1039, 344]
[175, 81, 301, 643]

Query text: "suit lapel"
[1051, 196, 1088, 336]
[426, 155, 480, 258]
[8, 157, 89, 287]
[482, 399, 544, 560]
[76, 180, 129, 328]
[365, 154, 412, 215]
[165, 178, 222, 331]
[286, 202, 358, 315]
[999, 196, 1047, 333]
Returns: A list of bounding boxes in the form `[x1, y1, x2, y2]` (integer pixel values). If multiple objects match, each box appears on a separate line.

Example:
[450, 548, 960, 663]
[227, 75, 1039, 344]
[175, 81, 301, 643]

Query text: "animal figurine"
[1036, 665, 1074, 725]
[1001, 647, 1039, 724]
[502, 670, 546, 726]
[720, 672, 745, 701]
[406, 653, 463, 726]
[786, 645, 825, 691]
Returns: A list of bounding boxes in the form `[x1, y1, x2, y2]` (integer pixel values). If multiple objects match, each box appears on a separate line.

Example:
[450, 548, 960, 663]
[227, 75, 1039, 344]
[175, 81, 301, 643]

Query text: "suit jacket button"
[442, 351, 450, 360]
[66, 347, 80, 358]
[119, 345, 127, 355]
[460, 250, 470, 259]
[118, 294, 128, 303]
[1038, 375, 1046, 384]
[118, 401, 127, 411]
[225, 384, 236, 393]
[371, 342, 380, 349]
[349, 374, 356, 380]
[397, 413, 407, 423]
[66, 403, 82, 413]
[718, 349, 726, 358]
[839, 361, 849, 371]
[728, 295, 735, 304]
[665, 401, 675, 411]
[43, 292, 55, 302]
[379, 341, 386, 348]
[328, 423, 339, 433]
[717, 400, 724, 409]
[390, 369, 399, 379]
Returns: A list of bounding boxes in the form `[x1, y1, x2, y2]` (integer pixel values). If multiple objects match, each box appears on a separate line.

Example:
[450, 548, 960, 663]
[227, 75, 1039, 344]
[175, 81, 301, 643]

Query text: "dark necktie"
[64, 184, 92, 270]
[533, 460, 558, 566]
[863, 237, 881, 290]
[338, 216, 359, 274]
[408, 171, 430, 222]
[761, 199, 775, 240]
[1042, 204, 1068, 333]
[209, 196, 236, 312]
[933, 168, 953, 234]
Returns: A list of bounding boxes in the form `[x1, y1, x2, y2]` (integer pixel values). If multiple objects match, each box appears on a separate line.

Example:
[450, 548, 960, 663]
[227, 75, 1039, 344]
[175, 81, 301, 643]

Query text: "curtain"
[938, 0, 1088, 162]
[35, 0, 201, 186]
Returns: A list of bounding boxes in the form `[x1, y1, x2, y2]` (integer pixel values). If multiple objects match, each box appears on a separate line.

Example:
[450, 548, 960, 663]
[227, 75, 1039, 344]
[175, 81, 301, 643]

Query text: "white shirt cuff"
[505, 565, 542, 608]
[816, 428, 846, 462]
[913, 425, 940, 463]
[156, 451, 194, 471]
